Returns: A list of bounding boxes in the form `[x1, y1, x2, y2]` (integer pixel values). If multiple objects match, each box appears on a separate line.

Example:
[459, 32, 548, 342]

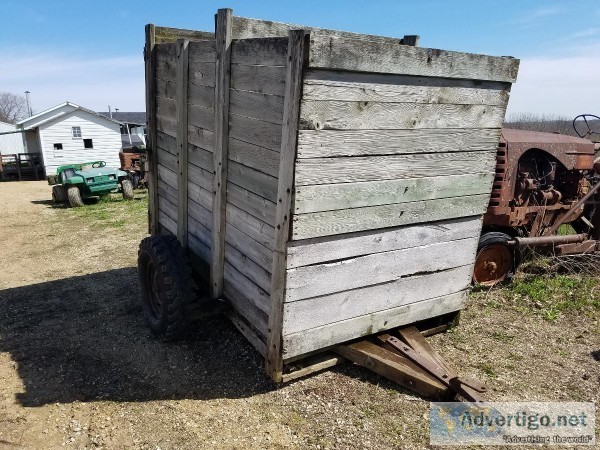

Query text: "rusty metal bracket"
[387, 335, 486, 403]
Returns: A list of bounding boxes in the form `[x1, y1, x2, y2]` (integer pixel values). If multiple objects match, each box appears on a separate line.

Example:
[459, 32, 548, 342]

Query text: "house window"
[53, 143, 63, 150]
[83, 139, 93, 149]
[72, 126, 82, 138]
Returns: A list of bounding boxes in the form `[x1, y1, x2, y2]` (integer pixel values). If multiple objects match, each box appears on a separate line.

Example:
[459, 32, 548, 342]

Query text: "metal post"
[24, 91, 32, 117]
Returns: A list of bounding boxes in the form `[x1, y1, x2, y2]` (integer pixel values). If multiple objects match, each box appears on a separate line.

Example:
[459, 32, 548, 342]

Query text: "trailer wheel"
[67, 186, 84, 207]
[137, 235, 194, 341]
[472, 232, 519, 286]
[122, 179, 134, 200]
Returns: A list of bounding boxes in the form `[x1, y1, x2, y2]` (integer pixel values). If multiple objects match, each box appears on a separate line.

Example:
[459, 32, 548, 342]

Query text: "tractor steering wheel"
[92, 161, 106, 168]
[572, 114, 600, 140]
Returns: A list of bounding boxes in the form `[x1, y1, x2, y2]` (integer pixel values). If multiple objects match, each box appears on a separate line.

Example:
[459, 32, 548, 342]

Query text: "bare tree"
[0, 92, 27, 124]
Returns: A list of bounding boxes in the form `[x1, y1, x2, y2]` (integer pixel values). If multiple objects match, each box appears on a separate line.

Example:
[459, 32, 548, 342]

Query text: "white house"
[0, 121, 25, 154]
[16, 102, 123, 175]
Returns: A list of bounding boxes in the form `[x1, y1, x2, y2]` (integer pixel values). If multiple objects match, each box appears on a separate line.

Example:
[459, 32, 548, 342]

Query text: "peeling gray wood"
[283, 265, 472, 333]
[225, 221, 273, 273]
[299, 100, 507, 130]
[295, 151, 496, 185]
[210, 8, 233, 300]
[230, 64, 287, 96]
[285, 237, 478, 301]
[292, 195, 489, 240]
[227, 181, 277, 226]
[229, 89, 285, 125]
[294, 173, 494, 213]
[228, 138, 280, 178]
[296, 128, 502, 158]
[309, 35, 519, 82]
[286, 216, 482, 269]
[282, 291, 466, 359]
[231, 37, 288, 66]
[228, 160, 279, 203]
[266, 30, 307, 382]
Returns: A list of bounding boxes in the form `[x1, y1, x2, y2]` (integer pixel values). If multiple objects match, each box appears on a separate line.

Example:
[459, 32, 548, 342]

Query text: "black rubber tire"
[67, 186, 84, 207]
[137, 235, 194, 341]
[129, 172, 140, 190]
[473, 232, 520, 286]
[122, 179, 134, 200]
[52, 185, 67, 203]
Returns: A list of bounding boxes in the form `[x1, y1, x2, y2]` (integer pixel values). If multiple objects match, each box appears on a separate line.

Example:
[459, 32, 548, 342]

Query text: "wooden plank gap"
[176, 39, 190, 246]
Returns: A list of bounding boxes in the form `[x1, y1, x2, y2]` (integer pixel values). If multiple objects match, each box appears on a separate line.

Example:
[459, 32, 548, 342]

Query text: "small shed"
[143, 9, 519, 382]
[0, 121, 25, 155]
[16, 102, 123, 176]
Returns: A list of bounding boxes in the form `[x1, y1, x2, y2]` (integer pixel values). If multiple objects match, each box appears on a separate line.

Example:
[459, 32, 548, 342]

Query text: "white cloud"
[507, 53, 600, 117]
[0, 50, 145, 113]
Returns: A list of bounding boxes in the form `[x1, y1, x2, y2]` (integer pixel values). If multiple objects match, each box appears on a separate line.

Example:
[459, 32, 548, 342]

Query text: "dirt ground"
[0, 181, 599, 449]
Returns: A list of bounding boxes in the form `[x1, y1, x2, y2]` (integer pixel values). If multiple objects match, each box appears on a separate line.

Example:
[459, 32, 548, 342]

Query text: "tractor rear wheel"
[122, 179, 134, 200]
[52, 185, 67, 203]
[67, 186, 84, 207]
[472, 232, 519, 286]
[137, 235, 194, 341]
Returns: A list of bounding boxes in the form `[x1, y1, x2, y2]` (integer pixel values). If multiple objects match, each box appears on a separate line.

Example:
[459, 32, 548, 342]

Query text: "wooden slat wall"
[223, 37, 287, 342]
[281, 56, 514, 359]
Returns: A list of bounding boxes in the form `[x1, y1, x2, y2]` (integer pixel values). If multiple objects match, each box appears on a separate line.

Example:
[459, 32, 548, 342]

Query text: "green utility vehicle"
[48, 161, 134, 207]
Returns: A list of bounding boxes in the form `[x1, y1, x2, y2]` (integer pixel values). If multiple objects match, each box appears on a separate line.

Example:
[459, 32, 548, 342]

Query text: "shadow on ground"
[0, 268, 274, 406]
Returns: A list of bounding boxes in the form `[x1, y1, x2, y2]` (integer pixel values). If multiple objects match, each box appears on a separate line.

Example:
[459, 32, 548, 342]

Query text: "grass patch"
[69, 191, 148, 229]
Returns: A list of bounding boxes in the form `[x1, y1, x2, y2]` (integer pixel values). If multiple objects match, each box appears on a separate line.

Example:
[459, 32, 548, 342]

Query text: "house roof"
[98, 112, 146, 126]
[16, 102, 123, 129]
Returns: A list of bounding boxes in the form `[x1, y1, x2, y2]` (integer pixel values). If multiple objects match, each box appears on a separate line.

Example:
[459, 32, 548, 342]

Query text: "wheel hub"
[473, 244, 511, 286]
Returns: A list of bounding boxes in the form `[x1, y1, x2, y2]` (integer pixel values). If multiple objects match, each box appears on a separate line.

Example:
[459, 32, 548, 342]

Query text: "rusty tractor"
[473, 115, 600, 285]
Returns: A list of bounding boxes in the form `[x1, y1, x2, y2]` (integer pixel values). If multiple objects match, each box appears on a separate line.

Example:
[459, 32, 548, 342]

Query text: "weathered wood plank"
[294, 173, 494, 213]
[156, 96, 177, 120]
[188, 162, 213, 192]
[230, 64, 287, 96]
[157, 164, 177, 190]
[156, 131, 178, 155]
[155, 27, 213, 44]
[226, 204, 275, 251]
[159, 209, 177, 235]
[299, 101, 507, 130]
[266, 30, 307, 382]
[188, 61, 216, 87]
[225, 222, 273, 273]
[285, 236, 478, 301]
[188, 104, 214, 131]
[282, 353, 345, 382]
[156, 114, 177, 138]
[225, 243, 272, 293]
[188, 215, 211, 248]
[228, 160, 279, 203]
[292, 194, 489, 240]
[224, 283, 268, 336]
[283, 265, 472, 333]
[231, 37, 288, 66]
[156, 78, 176, 100]
[282, 291, 466, 359]
[309, 35, 519, 83]
[176, 39, 190, 246]
[157, 147, 177, 173]
[229, 113, 282, 152]
[188, 232, 211, 268]
[188, 144, 212, 171]
[158, 194, 178, 221]
[228, 312, 266, 357]
[224, 262, 270, 315]
[188, 197, 212, 232]
[295, 151, 495, 185]
[155, 42, 177, 60]
[227, 181, 276, 226]
[156, 52, 177, 80]
[302, 72, 510, 105]
[229, 89, 284, 124]
[145, 24, 158, 234]
[188, 125, 214, 151]
[188, 83, 215, 109]
[228, 138, 280, 178]
[188, 39, 216, 63]
[157, 179, 177, 206]
[286, 216, 482, 269]
[296, 128, 502, 158]
[188, 180, 213, 213]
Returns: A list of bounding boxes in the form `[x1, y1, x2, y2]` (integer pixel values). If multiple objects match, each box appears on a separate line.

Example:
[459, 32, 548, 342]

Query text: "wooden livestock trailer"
[140, 8, 519, 384]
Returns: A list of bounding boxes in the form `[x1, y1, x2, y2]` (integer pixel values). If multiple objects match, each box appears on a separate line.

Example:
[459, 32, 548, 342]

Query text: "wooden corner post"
[210, 8, 233, 299]
[144, 24, 159, 235]
[176, 39, 190, 246]
[266, 30, 309, 382]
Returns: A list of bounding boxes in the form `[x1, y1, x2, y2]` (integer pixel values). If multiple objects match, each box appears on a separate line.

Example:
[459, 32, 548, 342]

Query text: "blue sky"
[1, 0, 599, 117]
